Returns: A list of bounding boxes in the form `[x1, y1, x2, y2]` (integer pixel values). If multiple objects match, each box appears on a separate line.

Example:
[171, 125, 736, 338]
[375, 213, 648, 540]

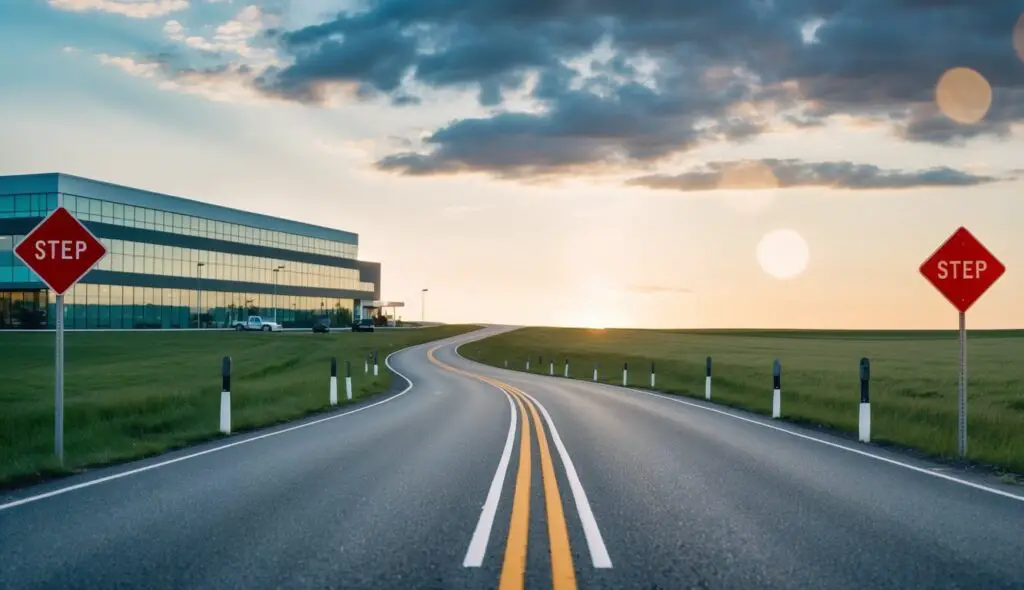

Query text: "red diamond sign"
[920, 227, 1005, 313]
[13, 206, 108, 295]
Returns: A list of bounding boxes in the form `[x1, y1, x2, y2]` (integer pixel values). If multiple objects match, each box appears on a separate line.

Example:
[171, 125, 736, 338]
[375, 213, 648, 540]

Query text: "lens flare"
[756, 229, 810, 280]
[935, 67, 992, 125]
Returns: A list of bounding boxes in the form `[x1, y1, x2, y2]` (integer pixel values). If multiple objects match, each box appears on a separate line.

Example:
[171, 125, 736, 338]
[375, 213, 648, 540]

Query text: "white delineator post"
[549, 361, 554, 376]
[345, 360, 353, 401]
[593, 362, 598, 382]
[373, 350, 379, 377]
[364, 354, 369, 375]
[705, 356, 712, 400]
[859, 357, 871, 443]
[564, 358, 569, 378]
[649, 361, 656, 389]
[526, 358, 530, 371]
[330, 357, 338, 406]
[220, 356, 232, 434]
[771, 359, 782, 419]
[622, 362, 628, 387]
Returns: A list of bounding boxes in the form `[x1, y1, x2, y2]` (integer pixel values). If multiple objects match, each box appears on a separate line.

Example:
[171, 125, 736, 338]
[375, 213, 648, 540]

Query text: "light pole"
[272, 265, 285, 323]
[196, 262, 205, 328]
[421, 288, 429, 322]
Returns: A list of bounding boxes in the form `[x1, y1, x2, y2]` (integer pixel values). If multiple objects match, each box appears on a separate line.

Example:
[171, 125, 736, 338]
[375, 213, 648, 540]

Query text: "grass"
[460, 327, 1024, 476]
[0, 325, 479, 489]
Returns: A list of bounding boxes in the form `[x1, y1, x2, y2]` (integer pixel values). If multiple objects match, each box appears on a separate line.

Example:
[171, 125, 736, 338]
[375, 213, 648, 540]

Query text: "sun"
[756, 229, 810, 279]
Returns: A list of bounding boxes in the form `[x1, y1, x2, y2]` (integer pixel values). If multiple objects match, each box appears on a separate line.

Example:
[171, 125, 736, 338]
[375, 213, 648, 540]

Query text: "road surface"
[2, 326, 1022, 589]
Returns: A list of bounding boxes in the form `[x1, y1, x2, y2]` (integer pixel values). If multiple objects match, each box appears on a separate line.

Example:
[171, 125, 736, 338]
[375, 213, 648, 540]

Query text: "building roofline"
[0, 172, 359, 245]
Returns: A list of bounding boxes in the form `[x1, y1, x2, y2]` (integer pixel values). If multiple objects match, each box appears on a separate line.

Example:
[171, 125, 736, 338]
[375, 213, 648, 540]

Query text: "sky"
[1, 0, 1023, 330]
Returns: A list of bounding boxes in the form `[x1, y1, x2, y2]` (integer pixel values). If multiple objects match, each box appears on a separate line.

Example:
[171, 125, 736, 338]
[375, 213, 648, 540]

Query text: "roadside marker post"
[330, 357, 338, 406]
[13, 206, 108, 466]
[593, 362, 598, 382]
[526, 358, 530, 371]
[859, 358, 871, 443]
[373, 350, 379, 377]
[364, 354, 369, 375]
[564, 358, 569, 378]
[220, 356, 232, 434]
[772, 359, 782, 419]
[650, 361, 656, 389]
[549, 360, 555, 376]
[345, 360, 353, 401]
[919, 226, 1006, 458]
[504, 359, 508, 369]
[705, 356, 712, 400]
[622, 361, 628, 387]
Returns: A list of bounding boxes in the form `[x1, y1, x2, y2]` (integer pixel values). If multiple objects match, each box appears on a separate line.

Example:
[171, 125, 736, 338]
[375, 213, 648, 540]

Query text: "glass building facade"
[0, 173, 381, 329]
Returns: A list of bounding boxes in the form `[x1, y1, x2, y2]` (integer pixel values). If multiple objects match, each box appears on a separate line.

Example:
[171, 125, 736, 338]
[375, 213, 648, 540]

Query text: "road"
[2, 326, 1022, 589]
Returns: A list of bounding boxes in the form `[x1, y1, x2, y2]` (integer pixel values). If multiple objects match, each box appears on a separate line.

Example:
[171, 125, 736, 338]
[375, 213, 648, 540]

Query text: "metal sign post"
[55, 294, 64, 465]
[13, 206, 108, 467]
[919, 227, 1005, 459]
[958, 311, 967, 457]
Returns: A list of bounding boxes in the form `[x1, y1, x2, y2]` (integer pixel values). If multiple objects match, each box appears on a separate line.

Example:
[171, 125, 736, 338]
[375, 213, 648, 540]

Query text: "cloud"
[49, 0, 188, 18]
[97, 53, 269, 103]
[627, 159, 1005, 192]
[94, 6, 283, 103]
[163, 6, 279, 66]
[86, 0, 1024, 178]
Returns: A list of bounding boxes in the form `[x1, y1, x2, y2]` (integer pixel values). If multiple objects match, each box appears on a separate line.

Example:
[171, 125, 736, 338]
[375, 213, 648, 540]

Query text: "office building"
[0, 173, 381, 329]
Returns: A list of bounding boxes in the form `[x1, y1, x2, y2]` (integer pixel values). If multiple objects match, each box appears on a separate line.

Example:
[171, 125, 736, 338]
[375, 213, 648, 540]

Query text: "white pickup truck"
[231, 315, 283, 332]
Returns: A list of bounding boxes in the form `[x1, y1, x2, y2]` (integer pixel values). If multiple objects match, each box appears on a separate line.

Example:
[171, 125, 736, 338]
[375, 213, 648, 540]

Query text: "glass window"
[102, 201, 114, 221]
[113, 203, 124, 222]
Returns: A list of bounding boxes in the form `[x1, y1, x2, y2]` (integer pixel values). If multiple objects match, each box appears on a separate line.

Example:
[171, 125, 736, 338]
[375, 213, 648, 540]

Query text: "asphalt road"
[2, 326, 1023, 589]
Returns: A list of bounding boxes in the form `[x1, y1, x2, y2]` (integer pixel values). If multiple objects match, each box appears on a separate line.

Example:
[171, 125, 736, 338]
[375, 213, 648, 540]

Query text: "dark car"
[312, 318, 331, 333]
[351, 318, 375, 333]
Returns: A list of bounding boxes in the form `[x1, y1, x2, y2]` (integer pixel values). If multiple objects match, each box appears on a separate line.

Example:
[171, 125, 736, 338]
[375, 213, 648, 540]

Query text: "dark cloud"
[627, 159, 1005, 191]
[188, 0, 1024, 176]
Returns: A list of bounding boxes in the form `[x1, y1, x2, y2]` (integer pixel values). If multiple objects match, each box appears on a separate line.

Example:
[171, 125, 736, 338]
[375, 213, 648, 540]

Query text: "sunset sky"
[1, 0, 1022, 329]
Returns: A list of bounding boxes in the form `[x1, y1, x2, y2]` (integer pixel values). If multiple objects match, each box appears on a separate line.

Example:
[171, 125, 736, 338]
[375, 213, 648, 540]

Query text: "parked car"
[312, 317, 331, 333]
[231, 315, 283, 332]
[351, 318, 375, 333]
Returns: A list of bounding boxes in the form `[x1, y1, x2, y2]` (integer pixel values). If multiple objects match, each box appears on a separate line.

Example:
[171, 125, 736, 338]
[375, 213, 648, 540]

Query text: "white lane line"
[462, 389, 518, 567]
[518, 390, 613, 568]
[0, 346, 424, 513]
[606, 384, 1024, 504]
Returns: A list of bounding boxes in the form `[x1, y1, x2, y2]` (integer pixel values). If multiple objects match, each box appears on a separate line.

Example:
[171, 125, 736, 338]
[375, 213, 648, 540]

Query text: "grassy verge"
[460, 327, 1024, 476]
[1, 324, 479, 489]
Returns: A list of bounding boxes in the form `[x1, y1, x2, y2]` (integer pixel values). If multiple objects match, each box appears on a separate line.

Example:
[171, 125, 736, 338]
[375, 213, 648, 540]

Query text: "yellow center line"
[426, 345, 578, 590]
[509, 385, 577, 590]
[499, 392, 532, 590]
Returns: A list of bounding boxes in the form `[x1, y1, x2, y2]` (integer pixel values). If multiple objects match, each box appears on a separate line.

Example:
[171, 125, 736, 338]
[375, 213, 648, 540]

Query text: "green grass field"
[0, 325, 478, 488]
[460, 327, 1024, 476]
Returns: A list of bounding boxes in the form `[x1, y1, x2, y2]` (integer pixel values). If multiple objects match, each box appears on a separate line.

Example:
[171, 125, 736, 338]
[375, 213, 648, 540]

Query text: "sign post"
[13, 207, 108, 466]
[919, 227, 1005, 458]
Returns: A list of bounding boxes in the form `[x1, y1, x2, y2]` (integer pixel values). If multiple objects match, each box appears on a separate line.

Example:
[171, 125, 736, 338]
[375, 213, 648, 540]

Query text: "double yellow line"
[428, 347, 577, 590]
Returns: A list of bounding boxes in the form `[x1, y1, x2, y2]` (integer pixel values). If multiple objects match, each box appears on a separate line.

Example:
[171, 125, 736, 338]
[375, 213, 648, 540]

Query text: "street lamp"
[272, 265, 285, 323]
[421, 288, 429, 323]
[196, 262, 206, 329]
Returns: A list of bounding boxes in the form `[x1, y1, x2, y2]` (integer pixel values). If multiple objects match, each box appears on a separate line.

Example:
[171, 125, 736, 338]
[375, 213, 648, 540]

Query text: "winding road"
[2, 326, 1022, 589]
